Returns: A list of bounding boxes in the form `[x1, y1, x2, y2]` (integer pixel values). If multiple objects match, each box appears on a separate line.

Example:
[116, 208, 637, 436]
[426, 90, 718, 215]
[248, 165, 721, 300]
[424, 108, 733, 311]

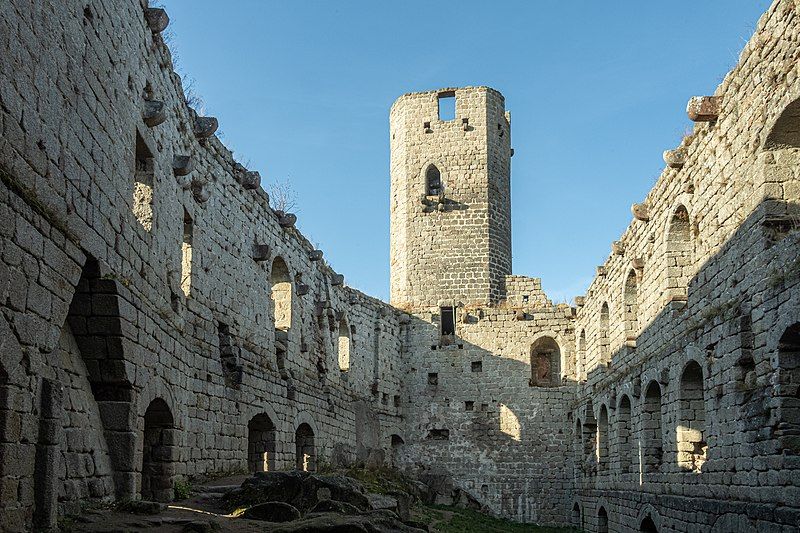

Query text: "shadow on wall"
[571, 198, 800, 531]
[399, 314, 579, 525]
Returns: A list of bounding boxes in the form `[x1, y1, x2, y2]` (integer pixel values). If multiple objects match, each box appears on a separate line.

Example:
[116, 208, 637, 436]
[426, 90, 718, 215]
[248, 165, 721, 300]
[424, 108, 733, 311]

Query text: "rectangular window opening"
[437, 92, 456, 121]
[465, 401, 474, 411]
[440, 306, 455, 336]
[133, 131, 154, 231]
[181, 209, 193, 297]
[427, 372, 438, 386]
[471, 361, 482, 373]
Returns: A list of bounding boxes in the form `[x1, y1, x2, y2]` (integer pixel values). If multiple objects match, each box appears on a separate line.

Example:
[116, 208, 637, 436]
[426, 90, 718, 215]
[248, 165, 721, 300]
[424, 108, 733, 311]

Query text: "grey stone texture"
[0, 0, 799, 532]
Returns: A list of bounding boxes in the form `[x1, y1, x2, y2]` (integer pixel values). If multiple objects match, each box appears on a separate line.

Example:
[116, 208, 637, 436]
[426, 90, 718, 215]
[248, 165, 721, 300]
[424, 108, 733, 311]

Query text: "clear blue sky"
[161, 1, 772, 303]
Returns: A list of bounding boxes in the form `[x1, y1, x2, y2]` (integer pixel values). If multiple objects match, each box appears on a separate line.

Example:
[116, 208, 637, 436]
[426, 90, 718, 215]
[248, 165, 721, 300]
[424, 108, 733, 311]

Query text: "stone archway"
[141, 398, 177, 501]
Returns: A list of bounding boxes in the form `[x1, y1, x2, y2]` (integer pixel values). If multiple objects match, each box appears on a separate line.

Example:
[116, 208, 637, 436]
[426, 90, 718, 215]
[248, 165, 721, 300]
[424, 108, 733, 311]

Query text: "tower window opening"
[438, 92, 456, 121]
[425, 165, 442, 197]
[440, 306, 455, 336]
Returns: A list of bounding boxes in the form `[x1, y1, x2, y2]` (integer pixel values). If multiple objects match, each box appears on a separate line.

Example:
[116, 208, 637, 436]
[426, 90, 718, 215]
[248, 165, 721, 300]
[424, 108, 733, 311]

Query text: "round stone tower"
[389, 86, 512, 310]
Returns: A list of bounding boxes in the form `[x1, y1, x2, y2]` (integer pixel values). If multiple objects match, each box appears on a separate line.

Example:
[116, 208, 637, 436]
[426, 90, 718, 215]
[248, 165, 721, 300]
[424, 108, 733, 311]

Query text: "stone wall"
[567, 1, 800, 530]
[0, 1, 405, 530]
[1, 0, 799, 531]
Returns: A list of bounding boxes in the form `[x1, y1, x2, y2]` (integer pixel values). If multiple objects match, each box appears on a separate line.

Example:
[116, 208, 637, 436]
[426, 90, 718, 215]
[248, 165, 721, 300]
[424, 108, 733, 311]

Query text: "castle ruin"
[0, 1, 799, 531]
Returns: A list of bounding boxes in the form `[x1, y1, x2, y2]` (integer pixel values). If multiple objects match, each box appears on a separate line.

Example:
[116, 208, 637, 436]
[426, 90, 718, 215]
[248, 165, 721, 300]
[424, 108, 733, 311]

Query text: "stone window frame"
[420, 161, 447, 199]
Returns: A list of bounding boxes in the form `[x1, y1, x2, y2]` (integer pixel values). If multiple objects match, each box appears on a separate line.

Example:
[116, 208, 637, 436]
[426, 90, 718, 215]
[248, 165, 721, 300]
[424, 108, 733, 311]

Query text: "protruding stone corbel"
[659, 368, 670, 385]
[144, 8, 169, 33]
[687, 96, 721, 122]
[192, 185, 209, 203]
[296, 284, 309, 296]
[515, 309, 526, 321]
[574, 296, 585, 307]
[631, 202, 650, 222]
[239, 170, 260, 190]
[309, 250, 323, 261]
[251, 244, 270, 262]
[172, 155, 193, 177]
[596, 266, 607, 277]
[632, 377, 642, 398]
[462, 118, 469, 131]
[632, 257, 645, 270]
[330, 273, 344, 286]
[663, 148, 687, 169]
[142, 100, 166, 127]
[611, 241, 625, 256]
[279, 214, 297, 228]
[193, 116, 218, 139]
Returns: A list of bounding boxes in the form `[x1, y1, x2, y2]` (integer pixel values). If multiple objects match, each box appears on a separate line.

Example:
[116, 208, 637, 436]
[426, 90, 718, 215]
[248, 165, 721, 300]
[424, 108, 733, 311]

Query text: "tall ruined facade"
[0, 1, 799, 532]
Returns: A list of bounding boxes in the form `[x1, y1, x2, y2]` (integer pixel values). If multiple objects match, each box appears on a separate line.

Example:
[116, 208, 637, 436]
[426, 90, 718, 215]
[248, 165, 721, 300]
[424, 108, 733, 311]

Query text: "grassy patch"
[413, 504, 574, 533]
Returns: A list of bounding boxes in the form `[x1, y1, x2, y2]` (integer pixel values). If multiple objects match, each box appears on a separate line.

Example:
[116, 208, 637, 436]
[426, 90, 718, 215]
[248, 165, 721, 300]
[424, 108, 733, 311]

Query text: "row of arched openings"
[575, 360, 708, 477]
[572, 503, 656, 532]
[269, 256, 351, 372]
[576, 204, 694, 375]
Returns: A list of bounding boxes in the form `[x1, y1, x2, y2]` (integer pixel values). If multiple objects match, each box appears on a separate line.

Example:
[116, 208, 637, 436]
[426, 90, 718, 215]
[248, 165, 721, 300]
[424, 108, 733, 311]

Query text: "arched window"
[666, 205, 692, 301]
[577, 330, 586, 380]
[425, 165, 442, 196]
[640, 515, 658, 532]
[572, 502, 583, 529]
[765, 97, 800, 149]
[338, 319, 350, 372]
[530, 336, 561, 387]
[598, 506, 609, 533]
[141, 398, 177, 502]
[270, 257, 292, 330]
[678, 361, 707, 472]
[598, 405, 609, 472]
[248, 414, 276, 473]
[624, 269, 638, 342]
[777, 323, 800, 454]
[617, 395, 633, 474]
[574, 418, 583, 477]
[582, 403, 598, 476]
[642, 381, 664, 474]
[599, 302, 610, 364]
[295, 423, 316, 472]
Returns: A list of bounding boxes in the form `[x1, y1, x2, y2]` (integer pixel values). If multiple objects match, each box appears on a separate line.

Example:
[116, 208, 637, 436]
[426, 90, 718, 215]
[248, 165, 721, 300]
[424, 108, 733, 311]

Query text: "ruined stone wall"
[399, 278, 577, 525]
[0, 1, 405, 529]
[389, 87, 512, 309]
[568, 1, 800, 530]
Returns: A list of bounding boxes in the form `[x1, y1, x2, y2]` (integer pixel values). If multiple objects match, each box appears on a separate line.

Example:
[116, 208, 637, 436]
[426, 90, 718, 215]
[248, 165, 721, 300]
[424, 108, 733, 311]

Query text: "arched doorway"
[141, 398, 177, 501]
[248, 414, 276, 473]
[295, 423, 316, 472]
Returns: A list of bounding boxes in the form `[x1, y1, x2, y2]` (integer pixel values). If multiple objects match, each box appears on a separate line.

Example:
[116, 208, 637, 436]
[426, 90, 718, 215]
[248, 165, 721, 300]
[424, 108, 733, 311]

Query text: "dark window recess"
[438, 91, 456, 121]
[381, 393, 388, 405]
[480, 403, 489, 412]
[427, 428, 450, 440]
[471, 361, 482, 372]
[426, 165, 442, 196]
[393, 395, 401, 407]
[427, 373, 438, 386]
[441, 306, 455, 336]
[465, 401, 474, 411]
[217, 322, 243, 386]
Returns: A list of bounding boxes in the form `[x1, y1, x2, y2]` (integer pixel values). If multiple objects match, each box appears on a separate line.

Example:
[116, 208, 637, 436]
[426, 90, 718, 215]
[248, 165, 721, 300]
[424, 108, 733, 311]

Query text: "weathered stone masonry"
[0, 1, 404, 530]
[1, 0, 799, 532]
